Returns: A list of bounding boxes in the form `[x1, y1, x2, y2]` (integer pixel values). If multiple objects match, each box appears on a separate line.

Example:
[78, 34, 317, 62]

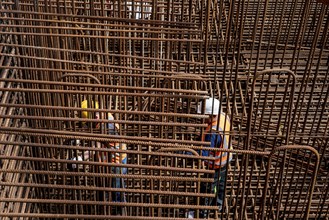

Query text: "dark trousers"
[201, 166, 227, 213]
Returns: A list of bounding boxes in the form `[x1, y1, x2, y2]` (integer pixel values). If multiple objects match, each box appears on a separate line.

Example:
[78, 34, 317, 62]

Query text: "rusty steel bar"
[0, 137, 272, 157]
[0, 114, 208, 128]
[1, 0, 329, 219]
[0, 23, 202, 36]
[0, 127, 210, 146]
[0, 65, 208, 80]
[0, 31, 203, 43]
[0, 198, 219, 210]
[0, 103, 209, 118]
[0, 181, 216, 198]
[0, 42, 204, 65]
[0, 169, 215, 183]
[0, 87, 209, 99]
[0, 78, 207, 94]
[260, 145, 320, 220]
[0, 213, 214, 220]
[0, 9, 199, 27]
[0, 155, 213, 174]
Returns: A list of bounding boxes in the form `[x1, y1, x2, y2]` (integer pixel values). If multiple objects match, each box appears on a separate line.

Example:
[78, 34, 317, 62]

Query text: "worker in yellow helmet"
[80, 100, 127, 164]
[81, 99, 98, 120]
[69, 99, 127, 205]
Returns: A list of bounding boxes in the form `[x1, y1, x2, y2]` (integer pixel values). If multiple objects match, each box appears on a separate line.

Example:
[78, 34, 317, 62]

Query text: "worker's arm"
[203, 131, 222, 155]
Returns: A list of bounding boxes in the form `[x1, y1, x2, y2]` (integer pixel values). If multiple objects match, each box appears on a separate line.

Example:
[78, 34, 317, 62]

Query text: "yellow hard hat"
[81, 100, 99, 118]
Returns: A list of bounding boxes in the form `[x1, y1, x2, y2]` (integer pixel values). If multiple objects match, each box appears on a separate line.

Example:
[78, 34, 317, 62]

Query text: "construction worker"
[197, 97, 232, 217]
[69, 100, 127, 204]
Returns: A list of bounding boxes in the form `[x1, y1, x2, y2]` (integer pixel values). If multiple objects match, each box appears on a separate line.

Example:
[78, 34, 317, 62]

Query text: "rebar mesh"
[0, 0, 328, 219]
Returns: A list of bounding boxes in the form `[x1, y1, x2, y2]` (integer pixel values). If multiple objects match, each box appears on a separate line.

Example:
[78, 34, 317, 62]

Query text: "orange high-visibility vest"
[202, 113, 233, 169]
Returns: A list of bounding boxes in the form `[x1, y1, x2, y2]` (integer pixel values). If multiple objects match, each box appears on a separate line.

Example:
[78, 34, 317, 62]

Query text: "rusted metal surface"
[0, 0, 328, 219]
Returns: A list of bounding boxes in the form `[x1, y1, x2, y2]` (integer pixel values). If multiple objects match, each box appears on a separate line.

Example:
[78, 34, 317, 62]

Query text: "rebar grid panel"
[0, 1, 214, 218]
[0, 0, 328, 219]
[206, 1, 329, 218]
[223, 146, 319, 220]
[0, 17, 37, 217]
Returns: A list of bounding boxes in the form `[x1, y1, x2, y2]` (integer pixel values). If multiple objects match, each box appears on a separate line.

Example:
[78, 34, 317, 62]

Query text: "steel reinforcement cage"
[0, 0, 328, 219]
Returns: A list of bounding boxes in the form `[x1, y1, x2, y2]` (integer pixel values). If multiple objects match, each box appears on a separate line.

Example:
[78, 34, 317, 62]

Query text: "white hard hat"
[197, 98, 220, 115]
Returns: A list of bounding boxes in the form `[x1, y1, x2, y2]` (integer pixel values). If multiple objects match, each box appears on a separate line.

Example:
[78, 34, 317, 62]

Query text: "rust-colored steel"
[317, 0, 329, 5]
[0, 0, 328, 219]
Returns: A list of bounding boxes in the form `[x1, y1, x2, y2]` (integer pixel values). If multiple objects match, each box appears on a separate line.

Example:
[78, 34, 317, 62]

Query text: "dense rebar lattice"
[0, 0, 328, 219]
